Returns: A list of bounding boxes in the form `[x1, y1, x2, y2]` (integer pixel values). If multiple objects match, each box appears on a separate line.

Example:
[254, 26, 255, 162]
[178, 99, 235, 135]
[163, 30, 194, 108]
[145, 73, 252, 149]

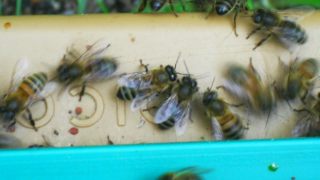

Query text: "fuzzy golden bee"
[154, 74, 198, 135]
[279, 57, 319, 105]
[247, 6, 314, 50]
[157, 166, 212, 180]
[203, 79, 245, 140]
[0, 58, 58, 131]
[57, 39, 117, 101]
[117, 55, 180, 111]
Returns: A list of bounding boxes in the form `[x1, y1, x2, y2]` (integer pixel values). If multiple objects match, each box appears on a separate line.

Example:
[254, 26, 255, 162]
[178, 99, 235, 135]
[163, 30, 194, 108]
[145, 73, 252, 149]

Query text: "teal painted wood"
[0, 138, 319, 180]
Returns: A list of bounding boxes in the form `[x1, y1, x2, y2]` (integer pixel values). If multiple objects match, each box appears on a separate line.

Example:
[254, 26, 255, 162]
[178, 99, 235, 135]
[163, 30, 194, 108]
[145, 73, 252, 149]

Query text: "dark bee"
[137, 0, 186, 17]
[157, 166, 212, 180]
[203, 79, 244, 140]
[117, 55, 180, 111]
[57, 39, 117, 101]
[206, 0, 247, 36]
[279, 58, 319, 105]
[0, 58, 57, 131]
[154, 75, 198, 135]
[293, 93, 320, 137]
[247, 6, 314, 50]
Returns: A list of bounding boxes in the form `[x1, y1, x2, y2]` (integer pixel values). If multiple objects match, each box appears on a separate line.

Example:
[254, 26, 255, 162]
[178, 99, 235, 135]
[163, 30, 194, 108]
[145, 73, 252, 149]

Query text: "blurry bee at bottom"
[292, 93, 320, 137]
[203, 78, 245, 140]
[157, 166, 212, 180]
[0, 58, 58, 131]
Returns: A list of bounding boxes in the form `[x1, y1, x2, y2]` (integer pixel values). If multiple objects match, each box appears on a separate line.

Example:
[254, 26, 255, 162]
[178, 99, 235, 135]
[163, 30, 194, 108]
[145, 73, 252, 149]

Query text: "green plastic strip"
[16, 0, 22, 16]
[95, 0, 109, 13]
[77, 0, 87, 14]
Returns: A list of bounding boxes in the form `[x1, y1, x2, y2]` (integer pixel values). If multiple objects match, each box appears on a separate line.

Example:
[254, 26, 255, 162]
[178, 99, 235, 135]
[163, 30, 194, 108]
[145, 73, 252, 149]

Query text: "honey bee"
[0, 58, 58, 131]
[157, 166, 212, 180]
[205, 0, 248, 36]
[219, 58, 275, 124]
[137, 0, 187, 17]
[57, 39, 118, 101]
[279, 57, 319, 105]
[292, 93, 320, 137]
[203, 78, 245, 140]
[246, 6, 314, 50]
[154, 72, 198, 135]
[117, 54, 180, 111]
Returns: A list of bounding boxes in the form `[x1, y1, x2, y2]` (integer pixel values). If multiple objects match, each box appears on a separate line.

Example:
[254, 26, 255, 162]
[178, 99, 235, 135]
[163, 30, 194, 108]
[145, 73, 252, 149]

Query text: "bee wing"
[292, 114, 312, 137]
[0, 133, 23, 149]
[211, 116, 224, 140]
[131, 91, 157, 111]
[77, 38, 110, 63]
[174, 103, 191, 136]
[24, 82, 59, 107]
[118, 72, 152, 90]
[154, 93, 179, 124]
[270, 27, 302, 53]
[277, 6, 315, 22]
[222, 78, 251, 104]
[81, 58, 117, 82]
[9, 58, 29, 93]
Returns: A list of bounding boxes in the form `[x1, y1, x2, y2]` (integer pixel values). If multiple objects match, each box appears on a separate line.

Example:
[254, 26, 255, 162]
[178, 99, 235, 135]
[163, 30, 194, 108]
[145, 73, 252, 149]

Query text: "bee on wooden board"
[292, 92, 320, 137]
[117, 53, 181, 111]
[157, 166, 212, 180]
[0, 58, 58, 131]
[205, 0, 248, 37]
[246, 5, 314, 50]
[137, 0, 188, 17]
[278, 57, 319, 106]
[219, 58, 275, 125]
[154, 61, 198, 135]
[56, 39, 118, 101]
[203, 78, 245, 140]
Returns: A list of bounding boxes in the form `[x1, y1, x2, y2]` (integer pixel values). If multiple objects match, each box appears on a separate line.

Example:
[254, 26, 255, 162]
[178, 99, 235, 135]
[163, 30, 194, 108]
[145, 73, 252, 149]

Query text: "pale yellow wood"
[0, 12, 319, 147]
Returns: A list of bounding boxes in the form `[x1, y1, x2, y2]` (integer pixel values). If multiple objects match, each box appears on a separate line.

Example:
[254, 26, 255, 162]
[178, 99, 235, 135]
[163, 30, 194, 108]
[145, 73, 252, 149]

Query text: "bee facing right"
[157, 166, 212, 180]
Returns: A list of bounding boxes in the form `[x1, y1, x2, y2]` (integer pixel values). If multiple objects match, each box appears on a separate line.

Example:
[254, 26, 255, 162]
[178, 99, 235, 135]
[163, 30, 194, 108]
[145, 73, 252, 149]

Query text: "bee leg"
[205, 6, 215, 19]
[181, 3, 187, 12]
[233, 6, 240, 37]
[137, 0, 147, 13]
[6, 120, 16, 132]
[139, 59, 149, 73]
[26, 108, 38, 131]
[246, 27, 262, 39]
[216, 86, 226, 90]
[248, 58, 262, 80]
[294, 108, 312, 114]
[79, 82, 87, 102]
[253, 34, 272, 50]
[301, 90, 308, 105]
[225, 102, 244, 107]
[3, 93, 7, 99]
[199, 3, 205, 12]
[169, 0, 178, 17]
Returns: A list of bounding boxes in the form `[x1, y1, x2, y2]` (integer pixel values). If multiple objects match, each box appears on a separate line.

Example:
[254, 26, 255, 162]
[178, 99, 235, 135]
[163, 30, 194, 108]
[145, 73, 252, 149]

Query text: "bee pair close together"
[0, 40, 118, 132]
[138, 0, 313, 51]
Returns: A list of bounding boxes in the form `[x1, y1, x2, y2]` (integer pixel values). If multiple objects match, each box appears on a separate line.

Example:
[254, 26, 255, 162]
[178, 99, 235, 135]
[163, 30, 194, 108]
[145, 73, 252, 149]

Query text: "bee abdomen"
[158, 118, 175, 130]
[19, 72, 47, 97]
[219, 114, 244, 139]
[117, 86, 137, 101]
[89, 58, 117, 78]
[282, 21, 307, 44]
[215, 0, 236, 15]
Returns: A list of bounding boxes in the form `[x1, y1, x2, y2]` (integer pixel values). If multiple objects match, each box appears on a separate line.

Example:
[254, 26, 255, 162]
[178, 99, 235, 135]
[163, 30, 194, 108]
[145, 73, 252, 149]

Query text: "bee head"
[0, 106, 15, 120]
[203, 90, 218, 106]
[253, 9, 265, 24]
[286, 79, 301, 100]
[215, 4, 229, 15]
[57, 64, 83, 82]
[165, 65, 177, 81]
[182, 76, 197, 89]
[150, 0, 163, 11]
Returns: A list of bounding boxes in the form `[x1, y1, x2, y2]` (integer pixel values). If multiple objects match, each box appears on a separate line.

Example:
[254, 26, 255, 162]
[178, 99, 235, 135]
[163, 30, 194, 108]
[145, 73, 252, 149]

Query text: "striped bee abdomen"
[117, 86, 137, 101]
[219, 114, 244, 139]
[215, 0, 236, 15]
[19, 72, 48, 97]
[282, 21, 307, 44]
[88, 58, 117, 80]
[158, 118, 175, 130]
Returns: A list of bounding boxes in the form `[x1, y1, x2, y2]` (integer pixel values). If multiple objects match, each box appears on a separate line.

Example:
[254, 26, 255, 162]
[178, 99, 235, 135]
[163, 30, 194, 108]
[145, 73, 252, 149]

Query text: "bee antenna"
[177, 72, 193, 76]
[41, 62, 57, 70]
[175, 52, 182, 69]
[210, 77, 216, 90]
[183, 60, 190, 76]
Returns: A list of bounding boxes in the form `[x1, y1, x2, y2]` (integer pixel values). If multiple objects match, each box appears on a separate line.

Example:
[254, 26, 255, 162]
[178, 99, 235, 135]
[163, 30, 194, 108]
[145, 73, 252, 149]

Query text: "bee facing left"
[56, 39, 118, 101]
[157, 166, 212, 180]
[0, 58, 58, 131]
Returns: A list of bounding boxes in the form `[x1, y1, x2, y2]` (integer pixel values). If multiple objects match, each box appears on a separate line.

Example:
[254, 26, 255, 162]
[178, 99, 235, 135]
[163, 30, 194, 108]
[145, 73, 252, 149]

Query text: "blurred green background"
[0, 0, 319, 16]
